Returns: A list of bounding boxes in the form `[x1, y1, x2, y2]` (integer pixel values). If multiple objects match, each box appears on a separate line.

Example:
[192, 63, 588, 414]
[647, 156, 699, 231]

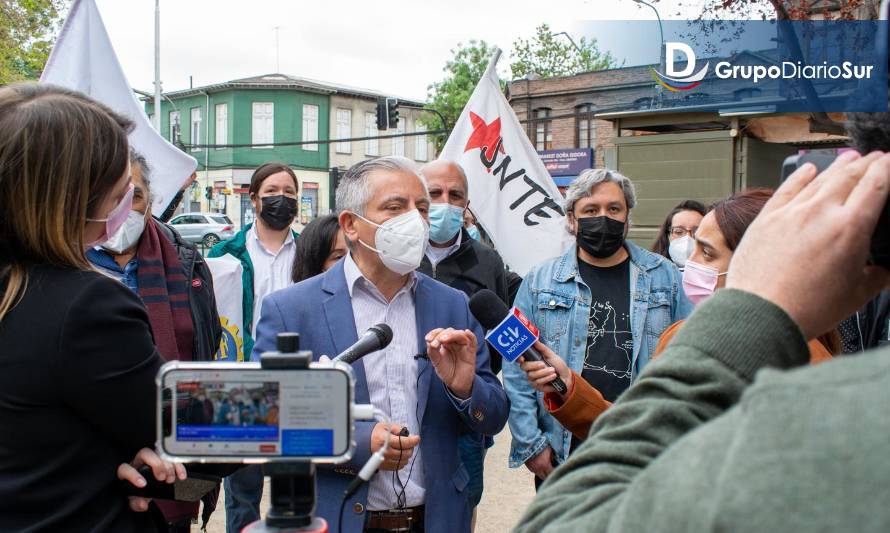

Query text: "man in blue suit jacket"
[252, 156, 510, 533]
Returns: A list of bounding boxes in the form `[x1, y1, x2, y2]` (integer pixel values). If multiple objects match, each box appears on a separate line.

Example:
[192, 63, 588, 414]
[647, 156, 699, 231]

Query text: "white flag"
[440, 49, 573, 277]
[41, 0, 197, 214]
[206, 256, 245, 362]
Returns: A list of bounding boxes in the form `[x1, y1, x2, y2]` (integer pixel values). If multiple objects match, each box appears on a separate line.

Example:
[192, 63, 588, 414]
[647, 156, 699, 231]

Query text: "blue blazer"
[251, 259, 510, 533]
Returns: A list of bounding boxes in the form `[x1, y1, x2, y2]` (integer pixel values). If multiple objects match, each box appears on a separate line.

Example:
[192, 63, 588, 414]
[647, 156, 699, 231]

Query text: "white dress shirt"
[343, 254, 426, 510]
[424, 230, 462, 267]
[246, 223, 296, 334]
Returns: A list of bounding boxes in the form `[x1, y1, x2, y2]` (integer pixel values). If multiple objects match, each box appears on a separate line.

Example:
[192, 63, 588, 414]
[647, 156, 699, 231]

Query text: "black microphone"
[468, 290, 568, 394]
[332, 324, 393, 364]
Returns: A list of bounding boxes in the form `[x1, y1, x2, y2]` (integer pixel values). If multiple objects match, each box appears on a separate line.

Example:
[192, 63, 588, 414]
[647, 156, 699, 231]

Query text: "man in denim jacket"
[504, 168, 693, 487]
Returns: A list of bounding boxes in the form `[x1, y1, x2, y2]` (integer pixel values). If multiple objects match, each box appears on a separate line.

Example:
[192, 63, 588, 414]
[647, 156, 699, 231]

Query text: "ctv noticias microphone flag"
[439, 48, 573, 277]
[40, 0, 198, 214]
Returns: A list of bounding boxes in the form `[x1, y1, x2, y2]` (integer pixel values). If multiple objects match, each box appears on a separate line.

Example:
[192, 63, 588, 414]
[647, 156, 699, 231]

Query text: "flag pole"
[153, 0, 161, 132]
[486, 47, 502, 77]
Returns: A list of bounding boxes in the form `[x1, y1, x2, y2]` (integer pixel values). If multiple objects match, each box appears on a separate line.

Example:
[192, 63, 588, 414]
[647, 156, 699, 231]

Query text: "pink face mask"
[682, 259, 728, 305]
[85, 183, 134, 249]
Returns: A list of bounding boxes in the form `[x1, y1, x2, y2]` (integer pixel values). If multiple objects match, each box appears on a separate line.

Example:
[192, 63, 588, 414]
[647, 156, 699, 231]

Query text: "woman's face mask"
[682, 259, 728, 305]
[669, 235, 695, 268]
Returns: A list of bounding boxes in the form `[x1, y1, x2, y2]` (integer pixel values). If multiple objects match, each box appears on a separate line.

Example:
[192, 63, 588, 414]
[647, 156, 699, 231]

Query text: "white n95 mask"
[102, 210, 146, 254]
[354, 209, 429, 275]
[668, 235, 695, 268]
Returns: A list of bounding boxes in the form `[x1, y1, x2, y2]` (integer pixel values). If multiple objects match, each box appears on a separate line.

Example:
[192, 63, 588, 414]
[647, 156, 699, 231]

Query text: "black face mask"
[259, 195, 298, 230]
[576, 216, 626, 259]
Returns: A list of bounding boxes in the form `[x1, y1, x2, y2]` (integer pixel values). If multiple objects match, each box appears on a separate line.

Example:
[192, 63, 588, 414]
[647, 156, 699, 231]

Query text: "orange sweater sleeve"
[544, 371, 612, 440]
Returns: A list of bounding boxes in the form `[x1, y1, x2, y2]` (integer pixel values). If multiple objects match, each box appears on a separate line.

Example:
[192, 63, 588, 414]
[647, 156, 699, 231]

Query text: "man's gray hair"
[335, 155, 427, 215]
[564, 168, 636, 214]
[129, 147, 151, 200]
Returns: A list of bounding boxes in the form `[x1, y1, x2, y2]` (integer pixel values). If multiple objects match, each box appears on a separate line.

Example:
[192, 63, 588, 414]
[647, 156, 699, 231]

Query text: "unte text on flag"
[40, 0, 197, 215]
[439, 48, 574, 277]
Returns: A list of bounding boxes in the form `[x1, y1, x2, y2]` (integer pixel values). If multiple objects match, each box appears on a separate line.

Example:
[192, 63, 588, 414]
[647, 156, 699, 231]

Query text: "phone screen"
[160, 364, 352, 461]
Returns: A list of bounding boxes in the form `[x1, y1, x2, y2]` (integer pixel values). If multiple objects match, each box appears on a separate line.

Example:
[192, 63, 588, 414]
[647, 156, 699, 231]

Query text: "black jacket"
[156, 219, 222, 361]
[0, 265, 162, 532]
[419, 229, 510, 374]
[840, 290, 890, 353]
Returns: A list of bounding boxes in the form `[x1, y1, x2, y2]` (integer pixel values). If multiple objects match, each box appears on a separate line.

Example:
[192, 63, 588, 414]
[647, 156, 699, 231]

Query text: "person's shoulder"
[417, 271, 468, 302]
[753, 344, 890, 395]
[29, 264, 128, 299]
[466, 238, 506, 266]
[208, 224, 250, 258]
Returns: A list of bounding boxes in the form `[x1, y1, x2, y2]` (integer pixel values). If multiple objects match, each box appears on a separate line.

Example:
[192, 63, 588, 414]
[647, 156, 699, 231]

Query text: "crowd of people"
[0, 79, 888, 533]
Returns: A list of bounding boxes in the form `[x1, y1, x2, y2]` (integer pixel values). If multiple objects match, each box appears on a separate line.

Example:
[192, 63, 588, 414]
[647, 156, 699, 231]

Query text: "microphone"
[332, 324, 393, 364]
[468, 290, 568, 394]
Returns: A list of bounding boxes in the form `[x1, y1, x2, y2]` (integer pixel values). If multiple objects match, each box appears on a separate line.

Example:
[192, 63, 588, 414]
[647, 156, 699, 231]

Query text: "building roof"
[152, 73, 427, 107]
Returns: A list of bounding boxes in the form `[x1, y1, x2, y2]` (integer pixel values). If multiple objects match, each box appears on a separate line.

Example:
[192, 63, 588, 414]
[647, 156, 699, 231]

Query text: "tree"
[510, 23, 619, 80]
[656, 0, 879, 20]
[421, 40, 500, 151]
[0, 0, 66, 83]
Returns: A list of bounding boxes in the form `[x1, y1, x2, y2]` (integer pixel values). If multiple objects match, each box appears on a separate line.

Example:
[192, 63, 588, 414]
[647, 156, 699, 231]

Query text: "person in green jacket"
[207, 161, 299, 533]
[208, 162, 299, 361]
[516, 148, 890, 532]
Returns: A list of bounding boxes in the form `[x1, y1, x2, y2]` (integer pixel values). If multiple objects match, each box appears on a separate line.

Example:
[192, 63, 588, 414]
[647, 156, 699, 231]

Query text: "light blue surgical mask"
[467, 225, 481, 241]
[428, 203, 465, 244]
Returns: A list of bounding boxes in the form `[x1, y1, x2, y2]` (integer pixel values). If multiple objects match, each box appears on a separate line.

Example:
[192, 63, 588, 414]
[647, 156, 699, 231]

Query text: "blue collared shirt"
[86, 247, 139, 293]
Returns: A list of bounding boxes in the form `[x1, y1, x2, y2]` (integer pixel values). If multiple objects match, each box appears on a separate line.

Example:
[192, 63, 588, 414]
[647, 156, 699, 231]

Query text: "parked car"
[169, 212, 236, 247]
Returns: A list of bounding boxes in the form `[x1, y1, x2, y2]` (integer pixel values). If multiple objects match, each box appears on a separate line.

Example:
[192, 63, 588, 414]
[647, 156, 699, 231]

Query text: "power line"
[181, 127, 448, 150]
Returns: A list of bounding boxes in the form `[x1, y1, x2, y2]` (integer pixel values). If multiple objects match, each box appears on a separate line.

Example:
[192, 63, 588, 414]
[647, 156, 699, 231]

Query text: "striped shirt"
[343, 254, 425, 510]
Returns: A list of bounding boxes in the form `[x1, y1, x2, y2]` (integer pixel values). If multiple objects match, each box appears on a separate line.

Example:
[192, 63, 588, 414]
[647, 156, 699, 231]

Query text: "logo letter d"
[666, 42, 696, 78]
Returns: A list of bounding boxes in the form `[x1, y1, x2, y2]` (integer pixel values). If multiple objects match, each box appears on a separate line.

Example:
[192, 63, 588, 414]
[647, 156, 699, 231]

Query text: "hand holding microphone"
[520, 341, 574, 397]
[468, 289, 568, 394]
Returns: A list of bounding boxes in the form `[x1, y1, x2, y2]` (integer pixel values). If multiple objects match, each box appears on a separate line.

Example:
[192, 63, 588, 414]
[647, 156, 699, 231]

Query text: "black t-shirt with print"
[571, 256, 633, 451]
[578, 255, 634, 402]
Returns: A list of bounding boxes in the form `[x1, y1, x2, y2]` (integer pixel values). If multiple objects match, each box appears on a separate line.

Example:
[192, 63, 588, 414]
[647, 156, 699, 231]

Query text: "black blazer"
[0, 264, 163, 532]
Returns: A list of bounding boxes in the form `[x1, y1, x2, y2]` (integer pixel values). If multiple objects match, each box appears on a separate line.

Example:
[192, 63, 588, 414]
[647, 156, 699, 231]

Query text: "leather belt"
[365, 506, 424, 532]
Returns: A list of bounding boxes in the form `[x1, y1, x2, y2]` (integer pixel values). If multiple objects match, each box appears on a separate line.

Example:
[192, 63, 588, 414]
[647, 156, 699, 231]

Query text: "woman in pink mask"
[0, 84, 185, 532]
[655, 188, 839, 360]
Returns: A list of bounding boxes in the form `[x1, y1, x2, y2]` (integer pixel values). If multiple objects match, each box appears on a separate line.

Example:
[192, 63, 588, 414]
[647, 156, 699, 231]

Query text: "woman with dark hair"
[207, 162, 300, 531]
[291, 214, 347, 283]
[0, 83, 184, 531]
[651, 200, 708, 268]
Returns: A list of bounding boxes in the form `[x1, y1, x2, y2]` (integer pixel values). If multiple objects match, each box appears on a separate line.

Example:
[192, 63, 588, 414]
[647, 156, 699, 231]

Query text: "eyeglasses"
[669, 226, 697, 238]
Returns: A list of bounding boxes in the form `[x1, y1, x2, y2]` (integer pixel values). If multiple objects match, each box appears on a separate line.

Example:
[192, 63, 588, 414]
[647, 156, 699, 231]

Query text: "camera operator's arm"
[516, 153, 890, 532]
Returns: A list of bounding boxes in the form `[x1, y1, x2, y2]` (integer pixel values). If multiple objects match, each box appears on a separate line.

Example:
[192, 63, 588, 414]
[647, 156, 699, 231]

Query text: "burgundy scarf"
[137, 220, 200, 523]
[136, 219, 195, 361]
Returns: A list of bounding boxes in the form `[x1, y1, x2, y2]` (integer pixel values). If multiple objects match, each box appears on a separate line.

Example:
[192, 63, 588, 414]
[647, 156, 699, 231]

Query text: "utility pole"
[275, 26, 281, 73]
[153, 0, 161, 131]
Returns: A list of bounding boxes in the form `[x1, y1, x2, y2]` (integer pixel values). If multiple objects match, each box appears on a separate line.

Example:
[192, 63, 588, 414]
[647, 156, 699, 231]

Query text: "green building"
[145, 74, 335, 229]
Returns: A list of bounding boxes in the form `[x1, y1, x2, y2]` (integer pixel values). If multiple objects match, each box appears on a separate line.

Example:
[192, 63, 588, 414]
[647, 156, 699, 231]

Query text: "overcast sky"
[93, 0, 695, 101]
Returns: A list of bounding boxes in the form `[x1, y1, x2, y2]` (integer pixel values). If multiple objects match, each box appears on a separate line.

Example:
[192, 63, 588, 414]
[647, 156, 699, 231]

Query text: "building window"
[576, 104, 595, 149]
[534, 108, 552, 151]
[392, 115, 405, 156]
[302, 104, 319, 151]
[252, 102, 274, 148]
[190, 107, 202, 151]
[168, 110, 180, 143]
[336, 108, 351, 154]
[215, 104, 228, 148]
[414, 124, 428, 162]
[365, 112, 379, 156]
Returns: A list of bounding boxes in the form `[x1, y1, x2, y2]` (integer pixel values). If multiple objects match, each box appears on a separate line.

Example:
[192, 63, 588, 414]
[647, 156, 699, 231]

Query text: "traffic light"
[376, 98, 387, 130]
[376, 97, 399, 130]
[205, 186, 213, 200]
[387, 98, 399, 129]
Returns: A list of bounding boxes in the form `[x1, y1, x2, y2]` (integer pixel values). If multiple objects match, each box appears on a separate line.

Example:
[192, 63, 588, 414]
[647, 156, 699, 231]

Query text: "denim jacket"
[504, 241, 693, 468]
